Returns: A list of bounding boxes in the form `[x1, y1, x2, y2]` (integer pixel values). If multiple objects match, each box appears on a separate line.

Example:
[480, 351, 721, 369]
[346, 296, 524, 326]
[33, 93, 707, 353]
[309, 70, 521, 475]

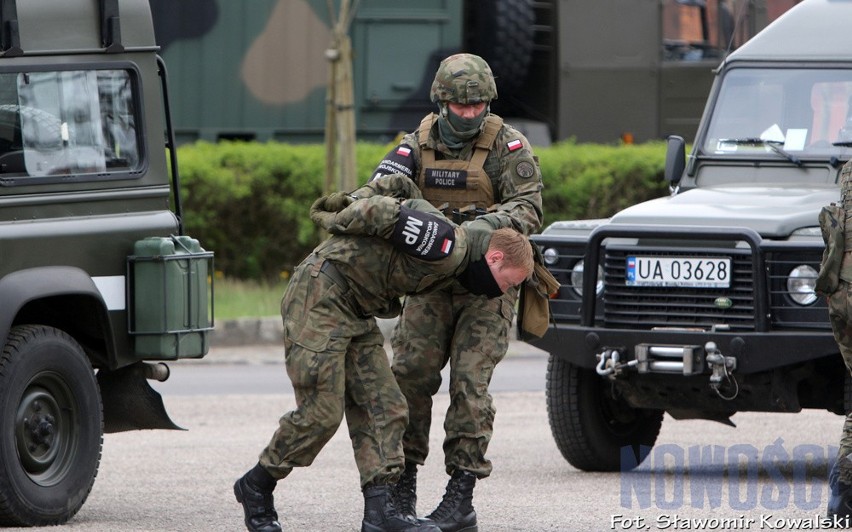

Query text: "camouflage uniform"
[828, 160, 852, 488]
[371, 54, 543, 478]
[258, 182, 488, 488]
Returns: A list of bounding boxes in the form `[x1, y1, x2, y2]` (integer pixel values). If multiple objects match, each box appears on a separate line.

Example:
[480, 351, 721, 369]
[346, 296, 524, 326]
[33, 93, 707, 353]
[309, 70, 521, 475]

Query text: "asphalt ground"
[207, 316, 528, 351]
[5, 317, 846, 531]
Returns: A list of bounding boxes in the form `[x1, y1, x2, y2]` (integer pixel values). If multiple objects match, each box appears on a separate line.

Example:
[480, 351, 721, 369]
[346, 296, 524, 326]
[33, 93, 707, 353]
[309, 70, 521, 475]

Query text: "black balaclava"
[458, 258, 502, 298]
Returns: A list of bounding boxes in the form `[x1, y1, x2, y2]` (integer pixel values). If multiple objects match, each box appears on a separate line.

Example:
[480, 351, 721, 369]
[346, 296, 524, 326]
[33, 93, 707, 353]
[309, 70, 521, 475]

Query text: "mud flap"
[97, 363, 184, 433]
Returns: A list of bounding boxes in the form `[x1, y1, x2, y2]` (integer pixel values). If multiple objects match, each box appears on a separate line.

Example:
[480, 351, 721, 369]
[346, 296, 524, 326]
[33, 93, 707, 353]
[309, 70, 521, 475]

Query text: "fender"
[0, 266, 115, 360]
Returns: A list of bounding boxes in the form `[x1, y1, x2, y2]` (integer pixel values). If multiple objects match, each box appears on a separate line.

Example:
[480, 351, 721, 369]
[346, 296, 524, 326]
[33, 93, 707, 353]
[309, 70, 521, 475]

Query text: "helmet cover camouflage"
[430, 53, 498, 104]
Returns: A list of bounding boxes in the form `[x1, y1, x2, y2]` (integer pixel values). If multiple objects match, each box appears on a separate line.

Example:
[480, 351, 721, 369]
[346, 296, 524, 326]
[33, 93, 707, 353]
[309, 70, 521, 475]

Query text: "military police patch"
[425, 168, 467, 189]
[370, 144, 417, 182]
[390, 205, 455, 260]
[515, 160, 535, 178]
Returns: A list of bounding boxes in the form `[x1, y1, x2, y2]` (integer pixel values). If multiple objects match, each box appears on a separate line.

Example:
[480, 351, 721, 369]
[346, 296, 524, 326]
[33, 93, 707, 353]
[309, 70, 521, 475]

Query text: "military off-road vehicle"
[526, 0, 852, 471]
[0, 0, 212, 525]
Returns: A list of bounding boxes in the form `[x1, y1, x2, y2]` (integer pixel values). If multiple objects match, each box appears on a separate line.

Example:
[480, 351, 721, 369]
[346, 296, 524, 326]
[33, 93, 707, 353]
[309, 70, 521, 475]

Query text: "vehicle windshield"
[701, 67, 852, 160]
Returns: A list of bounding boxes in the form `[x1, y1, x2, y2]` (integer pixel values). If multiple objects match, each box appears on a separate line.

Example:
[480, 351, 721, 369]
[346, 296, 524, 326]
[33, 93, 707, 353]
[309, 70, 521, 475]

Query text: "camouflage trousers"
[828, 280, 852, 484]
[391, 282, 517, 478]
[258, 257, 408, 487]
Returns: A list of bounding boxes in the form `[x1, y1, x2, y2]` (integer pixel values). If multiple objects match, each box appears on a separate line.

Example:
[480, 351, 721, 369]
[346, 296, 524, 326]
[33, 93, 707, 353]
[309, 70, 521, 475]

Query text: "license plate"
[626, 256, 731, 288]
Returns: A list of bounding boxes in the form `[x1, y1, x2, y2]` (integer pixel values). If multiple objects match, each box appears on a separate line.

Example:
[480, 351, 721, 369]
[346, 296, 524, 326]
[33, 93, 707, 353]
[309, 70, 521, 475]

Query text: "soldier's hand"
[310, 209, 336, 230]
[324, 191, 355, 212]
[309, 195, 341, 229]
[462, 217, 500, 231]
[463, 219, 495, 259]
[310, 192, 354, 215]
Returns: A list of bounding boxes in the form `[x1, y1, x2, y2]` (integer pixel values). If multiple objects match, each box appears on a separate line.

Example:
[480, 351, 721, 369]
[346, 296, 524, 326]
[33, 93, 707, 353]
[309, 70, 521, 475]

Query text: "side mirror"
[664, 135, 686, 188]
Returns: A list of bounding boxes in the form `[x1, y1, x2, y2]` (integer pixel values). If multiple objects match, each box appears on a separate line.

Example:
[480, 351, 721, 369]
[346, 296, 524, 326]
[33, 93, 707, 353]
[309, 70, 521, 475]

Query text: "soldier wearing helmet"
[370, 53, 543, 531]
[233, 174, 534, 532]
[429, 53, 498, 147]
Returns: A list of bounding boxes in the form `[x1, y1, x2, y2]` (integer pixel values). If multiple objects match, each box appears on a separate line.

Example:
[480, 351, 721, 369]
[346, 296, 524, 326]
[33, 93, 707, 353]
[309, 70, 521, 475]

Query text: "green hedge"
[178, 140, 670, 280]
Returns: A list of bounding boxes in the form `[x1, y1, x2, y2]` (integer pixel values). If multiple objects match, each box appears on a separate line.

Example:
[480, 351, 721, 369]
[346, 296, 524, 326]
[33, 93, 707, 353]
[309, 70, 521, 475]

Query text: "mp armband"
[390, 205, 455, 260]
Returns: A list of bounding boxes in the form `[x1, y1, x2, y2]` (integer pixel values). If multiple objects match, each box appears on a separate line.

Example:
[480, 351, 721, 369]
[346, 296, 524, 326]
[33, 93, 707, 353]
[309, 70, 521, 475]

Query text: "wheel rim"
[597, 381, 649, 439]
[15, 371, 77, 486]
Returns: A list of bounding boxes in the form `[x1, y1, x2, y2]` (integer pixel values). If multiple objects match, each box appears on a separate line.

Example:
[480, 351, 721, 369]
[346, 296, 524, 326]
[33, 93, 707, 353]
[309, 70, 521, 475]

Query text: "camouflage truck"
[524, 0, 852, 472]
[147, 0, 796, 145]
[0, 0, 212, 526]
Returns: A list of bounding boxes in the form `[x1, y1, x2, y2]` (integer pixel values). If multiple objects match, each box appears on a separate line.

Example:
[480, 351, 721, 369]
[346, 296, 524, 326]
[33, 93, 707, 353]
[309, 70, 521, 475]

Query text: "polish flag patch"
[441, 238, 453, 254]
[507, 139, 523, 151]
[396, 146, 412, 157]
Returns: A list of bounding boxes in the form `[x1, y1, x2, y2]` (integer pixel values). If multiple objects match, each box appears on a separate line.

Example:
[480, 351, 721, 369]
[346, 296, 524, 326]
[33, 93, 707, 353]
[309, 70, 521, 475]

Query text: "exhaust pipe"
[140, 361, 170, 382]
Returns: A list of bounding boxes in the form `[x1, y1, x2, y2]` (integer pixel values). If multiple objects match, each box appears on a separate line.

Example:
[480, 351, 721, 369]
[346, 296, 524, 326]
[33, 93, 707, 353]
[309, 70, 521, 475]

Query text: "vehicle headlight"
[570, 259, 603, 297]
[787, 265, 818, 305]
[543, 247, 559, 265]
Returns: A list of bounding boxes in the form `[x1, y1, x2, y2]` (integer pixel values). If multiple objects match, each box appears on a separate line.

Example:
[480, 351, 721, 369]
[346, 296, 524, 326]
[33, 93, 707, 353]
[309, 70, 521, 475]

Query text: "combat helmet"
[430, 53, 498, 104]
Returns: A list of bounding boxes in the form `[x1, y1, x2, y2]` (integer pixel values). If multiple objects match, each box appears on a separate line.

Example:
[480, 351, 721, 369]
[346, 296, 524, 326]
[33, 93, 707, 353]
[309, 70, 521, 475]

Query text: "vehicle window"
[0, 69, 140, 180]
[812, 81, 852, 145]
[701, 68, 852, 157]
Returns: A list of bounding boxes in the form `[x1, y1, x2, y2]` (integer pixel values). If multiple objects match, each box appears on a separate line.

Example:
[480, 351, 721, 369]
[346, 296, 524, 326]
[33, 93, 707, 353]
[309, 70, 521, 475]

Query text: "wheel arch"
[0, 267, 116, 368]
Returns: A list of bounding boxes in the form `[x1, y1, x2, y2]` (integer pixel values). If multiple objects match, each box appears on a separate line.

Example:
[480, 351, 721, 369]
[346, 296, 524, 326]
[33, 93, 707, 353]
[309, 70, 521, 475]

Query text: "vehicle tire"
[0, 325, 102, 526]
[467, 0, 536, 97]
[546, 355, 663, 472]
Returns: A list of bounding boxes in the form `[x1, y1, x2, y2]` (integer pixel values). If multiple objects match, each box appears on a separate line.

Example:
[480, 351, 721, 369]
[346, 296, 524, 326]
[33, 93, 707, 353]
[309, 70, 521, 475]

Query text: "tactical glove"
[324, 191, 355, 212]
[357, 174, 423, 200]
[309, 195, 339, 229]
[462, 218, 496, 261]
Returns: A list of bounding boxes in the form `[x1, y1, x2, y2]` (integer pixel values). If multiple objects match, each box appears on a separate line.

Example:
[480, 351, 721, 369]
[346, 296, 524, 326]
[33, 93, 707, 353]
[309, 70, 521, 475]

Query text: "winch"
[595, 341, 739, 400]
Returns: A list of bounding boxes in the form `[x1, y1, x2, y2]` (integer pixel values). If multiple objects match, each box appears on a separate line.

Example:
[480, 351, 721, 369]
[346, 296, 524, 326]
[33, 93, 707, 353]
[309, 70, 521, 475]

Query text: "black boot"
[362, 483, 441, 532]
[425, 470, 478, 532]
[393, 461, 418, 519]
[234, 464, 282, 532]
[828, 459, 852, 526]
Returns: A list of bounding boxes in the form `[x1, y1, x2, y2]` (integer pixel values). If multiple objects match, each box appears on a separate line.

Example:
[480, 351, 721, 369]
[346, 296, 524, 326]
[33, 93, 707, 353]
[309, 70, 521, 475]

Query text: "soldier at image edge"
[820, 158, 852, 522]
[233, 174, 534, 532]
[369, 52, 544, 531]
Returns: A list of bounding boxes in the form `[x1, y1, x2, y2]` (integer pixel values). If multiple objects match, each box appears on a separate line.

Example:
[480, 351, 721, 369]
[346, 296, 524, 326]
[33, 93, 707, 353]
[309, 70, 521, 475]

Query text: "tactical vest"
[843, 166, 852, 210]
[839, 209, 852, 284]
[842, 167, 852, 280]
[416, 113, 503, 216]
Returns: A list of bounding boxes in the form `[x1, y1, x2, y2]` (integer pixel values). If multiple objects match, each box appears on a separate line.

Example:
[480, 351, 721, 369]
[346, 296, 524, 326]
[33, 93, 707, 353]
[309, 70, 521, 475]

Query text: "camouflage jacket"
[310, 185, 489, 318]
[370, 113, 543, 236]
[819, 160, 852, 294]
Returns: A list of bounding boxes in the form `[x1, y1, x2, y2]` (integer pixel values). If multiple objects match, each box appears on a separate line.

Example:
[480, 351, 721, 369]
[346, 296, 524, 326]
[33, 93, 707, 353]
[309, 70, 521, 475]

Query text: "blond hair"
[488, 228, 534, 277]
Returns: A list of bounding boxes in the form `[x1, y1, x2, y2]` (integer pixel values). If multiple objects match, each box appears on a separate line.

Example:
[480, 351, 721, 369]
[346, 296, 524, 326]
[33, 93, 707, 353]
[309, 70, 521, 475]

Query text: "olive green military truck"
[525, 0, 852, 472]
[0, 0, 212, 526]
[149, 0, 786, 145]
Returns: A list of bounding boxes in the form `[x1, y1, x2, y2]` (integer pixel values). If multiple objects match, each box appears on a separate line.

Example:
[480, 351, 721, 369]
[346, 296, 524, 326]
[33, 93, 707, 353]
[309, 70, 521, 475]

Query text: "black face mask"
[458, 258, 502, 298]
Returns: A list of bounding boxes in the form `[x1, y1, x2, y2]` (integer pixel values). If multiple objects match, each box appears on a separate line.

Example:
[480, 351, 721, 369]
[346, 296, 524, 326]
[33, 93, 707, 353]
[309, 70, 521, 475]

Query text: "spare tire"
[467, 0, 536, 97]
